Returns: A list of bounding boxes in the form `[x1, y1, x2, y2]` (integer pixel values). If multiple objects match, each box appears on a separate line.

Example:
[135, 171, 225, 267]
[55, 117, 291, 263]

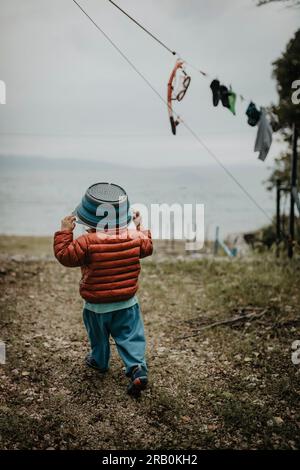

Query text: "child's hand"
[133, 211, 142, 230]
[61, 215, 76, 232]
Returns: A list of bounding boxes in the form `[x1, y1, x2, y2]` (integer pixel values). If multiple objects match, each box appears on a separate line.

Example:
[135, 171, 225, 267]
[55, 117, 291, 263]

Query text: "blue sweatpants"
[83, 303, 147, 375]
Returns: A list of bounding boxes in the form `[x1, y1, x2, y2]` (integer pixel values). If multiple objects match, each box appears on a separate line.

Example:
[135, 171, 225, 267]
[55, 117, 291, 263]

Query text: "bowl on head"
[73, 182, 131, 230]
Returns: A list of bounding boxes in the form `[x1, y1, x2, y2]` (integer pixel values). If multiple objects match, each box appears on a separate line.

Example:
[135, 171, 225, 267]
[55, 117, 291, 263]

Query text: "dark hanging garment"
[210, 80, 236, 115]
[219, 85, 236, 115]
[220, 85, 230, 109]
[227, 88, 236, 115]
[210, 79, 221, 106]
[246, 102, 261, 127]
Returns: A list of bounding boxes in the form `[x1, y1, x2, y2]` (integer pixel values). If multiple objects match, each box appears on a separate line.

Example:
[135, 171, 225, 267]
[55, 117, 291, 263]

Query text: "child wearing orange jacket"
[53, 183, 153, 397]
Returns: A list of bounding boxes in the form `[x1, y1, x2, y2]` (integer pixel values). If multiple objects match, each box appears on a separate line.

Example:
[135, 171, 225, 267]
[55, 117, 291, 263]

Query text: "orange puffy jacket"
[53, 229, 153, 303]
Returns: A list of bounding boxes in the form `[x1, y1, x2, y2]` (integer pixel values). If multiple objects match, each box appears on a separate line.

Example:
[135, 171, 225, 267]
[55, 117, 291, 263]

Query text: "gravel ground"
[0, 238, 300, 449]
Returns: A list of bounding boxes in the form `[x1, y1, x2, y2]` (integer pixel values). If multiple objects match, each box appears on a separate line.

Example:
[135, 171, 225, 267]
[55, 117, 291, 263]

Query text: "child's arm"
[133, 211, 153, 259]
[139, 229, 153, 258]
[53, 215, 89, 267]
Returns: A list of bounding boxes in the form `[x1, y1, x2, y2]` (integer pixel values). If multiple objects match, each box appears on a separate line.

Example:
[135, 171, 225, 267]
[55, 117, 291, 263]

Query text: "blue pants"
[83, 303, 147, 375]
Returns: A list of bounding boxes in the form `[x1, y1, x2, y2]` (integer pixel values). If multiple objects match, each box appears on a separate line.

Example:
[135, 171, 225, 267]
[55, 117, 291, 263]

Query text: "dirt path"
[0, 252, 300, 449]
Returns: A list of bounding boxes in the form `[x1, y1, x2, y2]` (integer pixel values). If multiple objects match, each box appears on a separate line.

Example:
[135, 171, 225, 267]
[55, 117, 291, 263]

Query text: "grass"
[0, 236, 300, 449]
[0, 235, 53, 257]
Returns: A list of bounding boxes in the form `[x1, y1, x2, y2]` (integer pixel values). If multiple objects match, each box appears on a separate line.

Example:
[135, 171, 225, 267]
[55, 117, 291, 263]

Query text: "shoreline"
[0, 234, 208, 261]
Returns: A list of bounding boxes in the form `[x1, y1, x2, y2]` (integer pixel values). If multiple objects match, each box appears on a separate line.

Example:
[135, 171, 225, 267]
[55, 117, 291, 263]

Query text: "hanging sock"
[246, 102, 261, 127]
[220, 84, 230, 109]
[219, 85, 236, 115]
[210, 79, 220, 106]
[254, 110, 273, 162]
[210, 80, 236, 114]
[228, 88, 236, 115]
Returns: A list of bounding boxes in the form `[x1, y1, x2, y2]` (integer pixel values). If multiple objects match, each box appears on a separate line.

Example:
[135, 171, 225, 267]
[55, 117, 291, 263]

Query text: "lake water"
[0, 155, 274, 241]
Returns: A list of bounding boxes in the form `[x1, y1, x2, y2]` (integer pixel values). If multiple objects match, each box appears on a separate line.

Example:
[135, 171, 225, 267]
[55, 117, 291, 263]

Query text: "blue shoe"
[127, 366, 148, 397]
[85, 353, 108, 373]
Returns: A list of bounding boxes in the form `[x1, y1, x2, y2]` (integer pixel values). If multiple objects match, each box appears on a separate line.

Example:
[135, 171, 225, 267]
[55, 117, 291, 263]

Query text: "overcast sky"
[0, 0, 299, 167]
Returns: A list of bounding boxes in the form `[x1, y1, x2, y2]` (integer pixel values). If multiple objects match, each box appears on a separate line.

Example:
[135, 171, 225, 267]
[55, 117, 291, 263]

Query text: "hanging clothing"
[254, 110, 273, 161]
[210, 79, 220, 106]
[210, 80, 236, 115]
[228, 88, 236, 115]
[246, 102, 261, 127]
[220, 85, 236, 115]
[219, 84, 229, 108]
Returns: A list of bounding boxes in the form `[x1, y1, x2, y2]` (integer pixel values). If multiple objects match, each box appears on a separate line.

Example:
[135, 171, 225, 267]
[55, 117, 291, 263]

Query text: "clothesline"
[107, 0, 266, 111]
[71, 0, 273, 224]
[182, 59, 259, 108]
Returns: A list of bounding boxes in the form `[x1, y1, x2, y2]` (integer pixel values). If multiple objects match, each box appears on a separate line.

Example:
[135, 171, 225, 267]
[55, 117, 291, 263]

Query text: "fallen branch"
[177, 309, 268, 340]
[179, 306, 266, 326]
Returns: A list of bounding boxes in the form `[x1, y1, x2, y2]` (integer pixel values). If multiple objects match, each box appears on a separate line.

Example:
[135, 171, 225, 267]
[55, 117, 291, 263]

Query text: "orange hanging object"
[167, 60, 191, 135]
